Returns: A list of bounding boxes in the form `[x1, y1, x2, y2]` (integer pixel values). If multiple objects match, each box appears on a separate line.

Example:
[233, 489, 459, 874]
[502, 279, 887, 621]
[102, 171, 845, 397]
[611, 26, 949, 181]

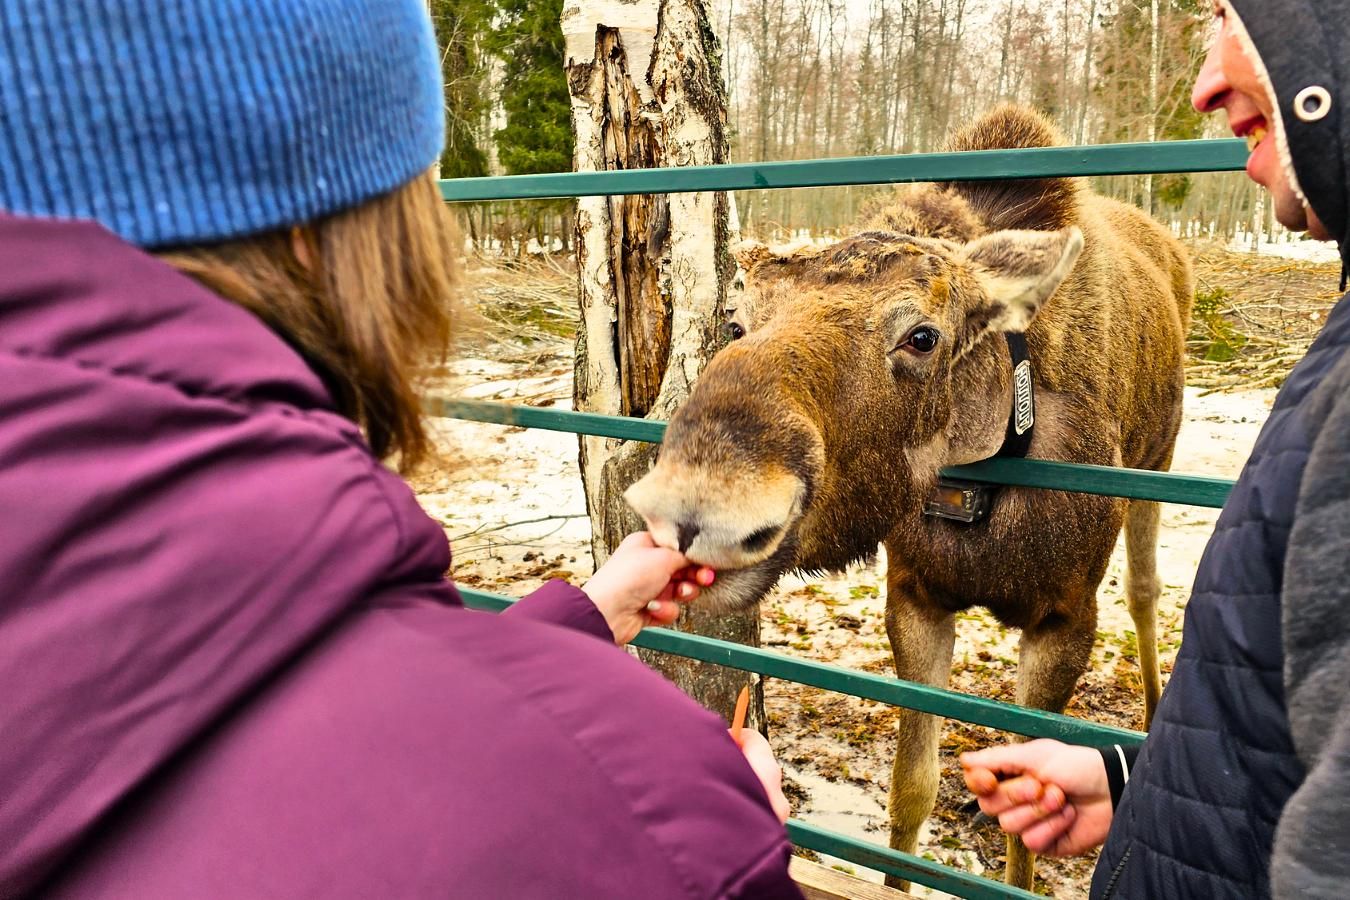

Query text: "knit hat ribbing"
[0, 0, 445, 248]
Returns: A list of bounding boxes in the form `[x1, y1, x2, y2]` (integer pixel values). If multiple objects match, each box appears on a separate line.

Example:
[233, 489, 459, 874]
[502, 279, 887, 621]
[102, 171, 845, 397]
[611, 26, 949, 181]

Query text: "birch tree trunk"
[1077, 0, 1097, 144]
[564, 0, 762, 726]
[1146, 0, 1160, 212]
[995, 2, 1016, 100]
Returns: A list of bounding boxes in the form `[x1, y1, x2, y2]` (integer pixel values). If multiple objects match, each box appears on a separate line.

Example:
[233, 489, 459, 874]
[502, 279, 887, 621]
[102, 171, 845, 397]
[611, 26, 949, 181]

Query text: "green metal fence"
[440, 138, 1248, 200]
[435, 138, 1247, 897]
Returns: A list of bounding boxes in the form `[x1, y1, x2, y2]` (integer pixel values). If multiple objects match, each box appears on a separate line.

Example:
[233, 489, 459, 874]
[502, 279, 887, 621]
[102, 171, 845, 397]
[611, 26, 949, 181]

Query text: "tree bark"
[564, 0, 763, 726]
[1077, 0, 1097, 143]
[996, 1, 1016, 101]
[1146, 0, 1160, 212]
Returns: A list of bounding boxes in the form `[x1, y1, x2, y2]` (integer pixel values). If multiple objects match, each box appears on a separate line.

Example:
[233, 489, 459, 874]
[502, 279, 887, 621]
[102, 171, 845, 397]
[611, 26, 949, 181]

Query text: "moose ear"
[733, 239, 774, 272]
[957, 226, 1083, 348]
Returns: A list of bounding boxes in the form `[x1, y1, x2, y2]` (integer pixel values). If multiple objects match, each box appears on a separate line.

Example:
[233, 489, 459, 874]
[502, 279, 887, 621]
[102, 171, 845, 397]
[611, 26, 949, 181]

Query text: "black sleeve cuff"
[1099, 743, 1140, 809]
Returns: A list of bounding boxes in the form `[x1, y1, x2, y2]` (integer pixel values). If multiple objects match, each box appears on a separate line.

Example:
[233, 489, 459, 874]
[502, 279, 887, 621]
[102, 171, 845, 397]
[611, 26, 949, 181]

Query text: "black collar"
[997, 332, 1035, 459]
[921, 332, 1034, 524]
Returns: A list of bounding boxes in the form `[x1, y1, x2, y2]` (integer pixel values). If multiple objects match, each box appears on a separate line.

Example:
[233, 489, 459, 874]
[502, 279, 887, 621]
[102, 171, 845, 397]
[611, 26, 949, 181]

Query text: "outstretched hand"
[581, 531, 715, 645]
[960, 739, 1114, 858]
[732, 728, 791, 825]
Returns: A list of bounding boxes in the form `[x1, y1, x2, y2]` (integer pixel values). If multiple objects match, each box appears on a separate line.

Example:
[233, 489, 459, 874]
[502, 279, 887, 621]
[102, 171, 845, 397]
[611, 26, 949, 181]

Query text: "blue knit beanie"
[0, 0, 444, 248]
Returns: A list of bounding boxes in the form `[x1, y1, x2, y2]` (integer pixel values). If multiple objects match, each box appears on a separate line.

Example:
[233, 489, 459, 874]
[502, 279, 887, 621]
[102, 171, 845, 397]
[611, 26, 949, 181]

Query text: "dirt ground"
[413, 244, 1341, 898]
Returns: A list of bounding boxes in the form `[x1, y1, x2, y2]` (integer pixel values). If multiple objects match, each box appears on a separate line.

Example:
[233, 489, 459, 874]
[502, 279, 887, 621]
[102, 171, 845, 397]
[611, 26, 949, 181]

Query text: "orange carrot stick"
[731, 685, 750, 742]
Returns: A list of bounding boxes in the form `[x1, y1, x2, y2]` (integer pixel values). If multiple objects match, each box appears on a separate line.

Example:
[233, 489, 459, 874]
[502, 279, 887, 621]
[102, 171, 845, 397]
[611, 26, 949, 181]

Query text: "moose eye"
[901, 325, 940, 354]
[723, 321, 746, 341]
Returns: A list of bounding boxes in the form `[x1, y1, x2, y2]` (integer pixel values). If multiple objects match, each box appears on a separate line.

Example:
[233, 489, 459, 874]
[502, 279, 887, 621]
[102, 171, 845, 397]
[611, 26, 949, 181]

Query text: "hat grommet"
[1294, 85, 1332, 122]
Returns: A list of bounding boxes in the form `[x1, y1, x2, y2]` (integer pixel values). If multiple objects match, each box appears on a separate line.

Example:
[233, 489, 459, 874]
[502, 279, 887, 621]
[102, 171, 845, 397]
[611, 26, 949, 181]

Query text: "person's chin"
[1272, 195, 1312, 234]
[1302, 207, 1334, 242]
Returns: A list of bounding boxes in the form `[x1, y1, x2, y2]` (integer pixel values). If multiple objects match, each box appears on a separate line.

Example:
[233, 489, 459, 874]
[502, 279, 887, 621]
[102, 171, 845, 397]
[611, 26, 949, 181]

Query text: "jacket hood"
[1228, 0, 1350, 255]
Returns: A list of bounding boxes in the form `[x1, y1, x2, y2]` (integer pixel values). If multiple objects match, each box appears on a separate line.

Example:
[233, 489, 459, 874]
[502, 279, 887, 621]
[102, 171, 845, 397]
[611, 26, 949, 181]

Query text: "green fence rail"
[440, 138, 1247, 201]
[786, 821, 1038, 900]
[459, 587, 1143, 746]
[431, 398, 1236, 509]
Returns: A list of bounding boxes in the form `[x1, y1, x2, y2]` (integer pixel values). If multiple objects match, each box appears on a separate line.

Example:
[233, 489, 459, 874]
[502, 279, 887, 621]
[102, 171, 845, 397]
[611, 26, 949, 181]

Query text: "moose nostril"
[741, 524, 780, 553]
[677, 522, 700, 554]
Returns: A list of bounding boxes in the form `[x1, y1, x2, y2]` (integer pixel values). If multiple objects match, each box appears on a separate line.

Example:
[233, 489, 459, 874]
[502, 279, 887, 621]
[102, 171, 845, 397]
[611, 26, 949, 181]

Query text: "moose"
[625, 105, 1193, 890]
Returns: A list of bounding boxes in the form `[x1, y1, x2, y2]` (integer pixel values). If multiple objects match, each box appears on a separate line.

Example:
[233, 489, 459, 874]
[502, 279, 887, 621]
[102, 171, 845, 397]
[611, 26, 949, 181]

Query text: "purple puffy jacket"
[0, 214, 800, 899]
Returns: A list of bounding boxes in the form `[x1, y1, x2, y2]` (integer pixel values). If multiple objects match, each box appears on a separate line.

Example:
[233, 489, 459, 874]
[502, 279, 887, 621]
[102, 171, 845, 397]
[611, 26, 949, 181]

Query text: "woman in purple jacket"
[0, 1, 799, 897]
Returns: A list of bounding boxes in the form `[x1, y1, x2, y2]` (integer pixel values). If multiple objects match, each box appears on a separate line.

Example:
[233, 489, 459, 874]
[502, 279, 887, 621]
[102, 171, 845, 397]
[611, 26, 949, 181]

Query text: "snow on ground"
[1225, 233, 1342, 263]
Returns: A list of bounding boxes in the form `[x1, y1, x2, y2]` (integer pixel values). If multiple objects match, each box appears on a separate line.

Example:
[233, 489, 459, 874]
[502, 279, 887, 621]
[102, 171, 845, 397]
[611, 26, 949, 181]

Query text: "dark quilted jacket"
[1091, 293, 1350, 897]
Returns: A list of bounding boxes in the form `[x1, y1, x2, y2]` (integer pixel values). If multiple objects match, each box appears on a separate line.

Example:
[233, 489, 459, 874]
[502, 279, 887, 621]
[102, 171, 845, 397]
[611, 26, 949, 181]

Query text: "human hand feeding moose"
[628, 104, 1193, 892]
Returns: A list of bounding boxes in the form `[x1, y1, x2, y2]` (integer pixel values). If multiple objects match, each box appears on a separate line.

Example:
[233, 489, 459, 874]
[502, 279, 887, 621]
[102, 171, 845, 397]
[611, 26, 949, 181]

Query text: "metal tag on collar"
[923, 478, 993, 524]
[1012, 358, 1034, 435]
[1001, 332, 1035, 458]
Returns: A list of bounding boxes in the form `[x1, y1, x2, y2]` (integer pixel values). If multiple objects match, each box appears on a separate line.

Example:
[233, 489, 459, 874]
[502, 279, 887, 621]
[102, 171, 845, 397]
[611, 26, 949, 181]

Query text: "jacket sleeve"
[1273, 351, 1350, 899]
[44, 599, 802, 900]
[1098, 743, 1141, 809]
[500, 578, 614, 641]
[722, 840, 803, 899]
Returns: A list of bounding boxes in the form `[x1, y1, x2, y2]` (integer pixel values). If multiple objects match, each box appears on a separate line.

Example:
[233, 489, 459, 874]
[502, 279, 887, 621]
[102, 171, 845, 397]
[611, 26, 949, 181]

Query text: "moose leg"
[1124, 499, 1163, 728]
[883, 592, 956, 891]
[1004, 598, 1098, 890]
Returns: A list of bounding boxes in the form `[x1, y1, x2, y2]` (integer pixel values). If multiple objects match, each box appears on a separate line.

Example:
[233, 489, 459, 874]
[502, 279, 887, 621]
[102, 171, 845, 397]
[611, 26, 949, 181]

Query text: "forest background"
[431, 0, 1282, 253]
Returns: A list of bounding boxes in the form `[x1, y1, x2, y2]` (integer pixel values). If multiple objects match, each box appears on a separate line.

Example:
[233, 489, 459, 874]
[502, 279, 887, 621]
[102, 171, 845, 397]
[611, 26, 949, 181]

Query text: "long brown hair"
[159, 171, 456, 471]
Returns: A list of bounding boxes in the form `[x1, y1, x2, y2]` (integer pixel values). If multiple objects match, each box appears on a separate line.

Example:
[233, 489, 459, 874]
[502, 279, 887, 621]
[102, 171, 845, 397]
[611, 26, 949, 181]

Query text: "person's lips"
[1231, 118, 1271, 182]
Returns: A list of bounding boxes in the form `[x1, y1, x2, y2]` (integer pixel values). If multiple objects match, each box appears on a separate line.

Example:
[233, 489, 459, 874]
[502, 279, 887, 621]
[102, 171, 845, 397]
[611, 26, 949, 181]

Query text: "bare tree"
[565, 0, 761, 725]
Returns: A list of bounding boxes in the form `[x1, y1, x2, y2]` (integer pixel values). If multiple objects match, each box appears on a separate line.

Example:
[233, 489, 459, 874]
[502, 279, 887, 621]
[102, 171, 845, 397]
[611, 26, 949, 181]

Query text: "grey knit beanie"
[0, 0, 445, 248]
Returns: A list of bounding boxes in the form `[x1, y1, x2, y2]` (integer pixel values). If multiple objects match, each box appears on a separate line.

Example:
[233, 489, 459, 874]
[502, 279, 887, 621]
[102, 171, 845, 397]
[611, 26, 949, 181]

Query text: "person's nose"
[1192, 38, 1229, 113]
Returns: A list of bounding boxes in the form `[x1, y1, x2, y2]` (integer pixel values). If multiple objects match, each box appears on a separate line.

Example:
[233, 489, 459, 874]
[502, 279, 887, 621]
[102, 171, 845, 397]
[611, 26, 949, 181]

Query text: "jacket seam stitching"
[1126, 776, 1257, 815]
[1149, 717, 1297, 758]
[1172, 658, 1283, 672]
[1125, 833, 1260, 886]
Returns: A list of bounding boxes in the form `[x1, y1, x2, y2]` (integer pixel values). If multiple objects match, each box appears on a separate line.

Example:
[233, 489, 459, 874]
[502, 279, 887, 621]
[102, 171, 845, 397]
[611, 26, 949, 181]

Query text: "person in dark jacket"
[0, 1, 800, 897]
[961, 2, 1350, 897]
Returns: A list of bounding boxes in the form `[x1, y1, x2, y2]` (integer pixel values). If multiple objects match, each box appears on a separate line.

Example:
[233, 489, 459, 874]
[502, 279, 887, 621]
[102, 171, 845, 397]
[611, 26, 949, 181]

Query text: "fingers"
[993, 785, 1066, 833]
[971, 774, 1049, 816]
[618, 531, 656, 550]
[963, 766, 1000, 796]
[615, 534, 716, 592]
[667, 565, 716, 605]
[732, 729, 791, 825]
[616, 532, 690, 574]
[643, 598, 681, 624]
[1021, 805, 1079, 857]
[959, 739, 1060, 780]
[622, 534, 718, 584]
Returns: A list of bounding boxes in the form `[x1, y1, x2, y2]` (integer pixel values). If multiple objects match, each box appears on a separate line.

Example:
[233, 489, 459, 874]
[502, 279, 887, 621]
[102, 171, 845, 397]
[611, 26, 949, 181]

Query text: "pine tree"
[487, 0, 574, 176]
[430, 0, 492, 180]
[1094, 0, 1208, 209]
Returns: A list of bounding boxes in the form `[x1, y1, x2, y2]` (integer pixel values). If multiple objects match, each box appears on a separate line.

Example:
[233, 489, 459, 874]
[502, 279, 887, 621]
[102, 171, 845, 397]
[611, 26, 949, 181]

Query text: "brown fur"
[626, 106, 1193, 891]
